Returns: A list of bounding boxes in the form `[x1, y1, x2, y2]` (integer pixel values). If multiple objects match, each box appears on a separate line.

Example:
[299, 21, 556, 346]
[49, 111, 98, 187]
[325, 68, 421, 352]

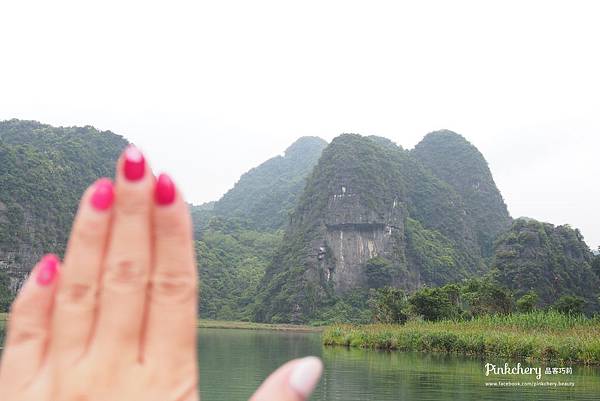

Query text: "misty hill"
[210, 137, 328, 231]
[493, 218, 600, 312]
[254, 133, 509, 323]
[0, 119, 127, 298]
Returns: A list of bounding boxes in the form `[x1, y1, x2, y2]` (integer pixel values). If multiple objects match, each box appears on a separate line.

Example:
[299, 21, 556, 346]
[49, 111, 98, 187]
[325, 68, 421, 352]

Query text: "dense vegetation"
[493, 218, 600, 312]
[413, 130, 512, 256]
[0, 120, 127, 310]
[323, 311, 600, 364]
[196, 218, 283, 320]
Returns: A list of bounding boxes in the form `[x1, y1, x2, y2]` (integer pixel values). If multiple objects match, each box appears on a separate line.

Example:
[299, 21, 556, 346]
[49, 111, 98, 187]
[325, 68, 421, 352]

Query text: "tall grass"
[322, 311, 600, 365]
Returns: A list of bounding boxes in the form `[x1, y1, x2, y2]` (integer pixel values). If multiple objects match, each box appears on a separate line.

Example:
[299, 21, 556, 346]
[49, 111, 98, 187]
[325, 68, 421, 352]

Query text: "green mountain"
[194, 136, 327, 319]
[493, 218, 600, 312]
[210, 137, 328, 231]
[412, 130, 512, 256]
[0, 119, 127, 302]
[254, 133, 506, 323]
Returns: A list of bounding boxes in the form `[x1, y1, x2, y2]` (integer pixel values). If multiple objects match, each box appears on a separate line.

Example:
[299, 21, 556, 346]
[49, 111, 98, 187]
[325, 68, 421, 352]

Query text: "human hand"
[0, 146, 322, 401]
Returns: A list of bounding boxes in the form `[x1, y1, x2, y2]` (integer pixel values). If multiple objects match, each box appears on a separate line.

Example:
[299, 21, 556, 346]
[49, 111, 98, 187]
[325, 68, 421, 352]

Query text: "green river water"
[1, 326, 600, 400]
[198, 328, 600, 401]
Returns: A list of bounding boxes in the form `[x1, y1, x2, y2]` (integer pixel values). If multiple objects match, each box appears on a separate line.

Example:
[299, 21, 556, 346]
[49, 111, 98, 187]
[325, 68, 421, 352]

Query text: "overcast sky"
[1, 1, 599, 248]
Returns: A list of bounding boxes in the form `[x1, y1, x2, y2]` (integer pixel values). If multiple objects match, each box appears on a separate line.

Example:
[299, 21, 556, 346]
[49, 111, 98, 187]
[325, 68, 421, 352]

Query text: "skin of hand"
[0, 146, 323, 401]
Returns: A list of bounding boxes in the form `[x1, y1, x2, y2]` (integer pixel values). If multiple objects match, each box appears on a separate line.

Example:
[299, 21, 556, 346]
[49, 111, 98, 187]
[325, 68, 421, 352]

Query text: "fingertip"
[35, 254, 61, 287]
[89, 177, 115, 211]
[122, 145, 146, 182]
[289, 356, 323, 399]
[155, 173, 177, 206]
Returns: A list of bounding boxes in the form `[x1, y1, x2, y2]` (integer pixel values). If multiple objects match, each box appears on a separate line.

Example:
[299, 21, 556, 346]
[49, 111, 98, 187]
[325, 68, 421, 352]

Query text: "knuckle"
[151, 269, 196, 303]
[57, 282, 98, 306]
[7, 304, 46, 346]
[104, 258, 148, 289]
[72, 218, 103, 245]
[7, 325, 44, 346]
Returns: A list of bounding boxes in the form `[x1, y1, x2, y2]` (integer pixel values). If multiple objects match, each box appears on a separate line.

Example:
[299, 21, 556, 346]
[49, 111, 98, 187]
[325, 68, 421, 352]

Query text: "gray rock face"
[318, 186, 405, 293]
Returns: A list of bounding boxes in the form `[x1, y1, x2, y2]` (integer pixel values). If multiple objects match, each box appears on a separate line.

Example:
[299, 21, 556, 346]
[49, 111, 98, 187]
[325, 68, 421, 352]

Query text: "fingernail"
[123, 145, 145, 181]
[155, 173, 176, 205]
[289, 356, 323, 398]
[36, 254, 60, 286]
[90, 178, 114, 211]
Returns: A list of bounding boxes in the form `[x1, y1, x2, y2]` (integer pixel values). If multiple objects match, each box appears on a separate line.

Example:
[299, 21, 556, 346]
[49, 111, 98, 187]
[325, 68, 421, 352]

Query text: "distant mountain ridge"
[210, 136, 328, 231]
[1, 119, 597, 322]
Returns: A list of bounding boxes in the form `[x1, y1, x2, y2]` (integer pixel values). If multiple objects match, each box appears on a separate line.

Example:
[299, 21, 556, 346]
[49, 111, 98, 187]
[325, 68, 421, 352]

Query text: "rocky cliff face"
[255, 133, 497, 322]
[0, 120, 127, 298]
[319, 185, 406, 292]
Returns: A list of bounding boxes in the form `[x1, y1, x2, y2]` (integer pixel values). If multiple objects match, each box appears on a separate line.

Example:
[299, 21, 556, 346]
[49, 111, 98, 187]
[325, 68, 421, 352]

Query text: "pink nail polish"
[90, 178, 114, 211]
[155, 173, 176, 205]
[123, 145, 145, 181]
[36, 254, 60, 286]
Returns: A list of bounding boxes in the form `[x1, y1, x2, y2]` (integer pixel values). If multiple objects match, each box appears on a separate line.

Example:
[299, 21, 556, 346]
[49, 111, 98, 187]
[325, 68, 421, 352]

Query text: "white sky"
[1, 1, 599, 248]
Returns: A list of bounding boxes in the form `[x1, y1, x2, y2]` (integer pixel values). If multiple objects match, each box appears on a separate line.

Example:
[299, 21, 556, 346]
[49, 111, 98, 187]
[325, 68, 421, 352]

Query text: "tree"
[368, 287, 408, 324]
[408, 285, 462, 321]
[461, 278, 513, 317]
[553, 295, 585, 315]
[516, 291, 538, 313]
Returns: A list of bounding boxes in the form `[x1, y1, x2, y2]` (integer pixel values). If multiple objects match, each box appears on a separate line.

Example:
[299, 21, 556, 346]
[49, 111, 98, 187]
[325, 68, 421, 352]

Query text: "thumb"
[249, 356, 323, 401]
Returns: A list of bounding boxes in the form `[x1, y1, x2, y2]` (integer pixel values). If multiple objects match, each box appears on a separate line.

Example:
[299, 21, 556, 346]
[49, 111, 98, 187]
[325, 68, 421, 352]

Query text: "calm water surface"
[199, 328, 600, 401]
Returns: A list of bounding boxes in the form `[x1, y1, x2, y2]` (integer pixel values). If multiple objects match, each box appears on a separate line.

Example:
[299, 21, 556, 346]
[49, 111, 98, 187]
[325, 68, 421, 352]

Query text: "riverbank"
[198, 319, 322, 332]
[0, 314, 321, 333]
[323, 311, 600, 365]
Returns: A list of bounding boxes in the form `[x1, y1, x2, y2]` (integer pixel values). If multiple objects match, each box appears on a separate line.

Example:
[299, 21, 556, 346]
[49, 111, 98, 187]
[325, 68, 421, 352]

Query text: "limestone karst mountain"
[253, 133, 513, 323]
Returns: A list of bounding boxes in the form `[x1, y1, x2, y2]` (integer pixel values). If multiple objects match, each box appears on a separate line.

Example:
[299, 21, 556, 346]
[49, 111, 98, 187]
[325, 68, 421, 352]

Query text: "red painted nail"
[90, 178, 114, 211]
[123, 145, 145, 181]
[155, 173, 176, 205]
[36, 254, 59, 286]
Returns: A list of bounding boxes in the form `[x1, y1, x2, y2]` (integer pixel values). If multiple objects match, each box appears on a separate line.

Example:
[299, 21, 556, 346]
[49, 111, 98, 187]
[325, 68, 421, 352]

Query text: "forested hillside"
[0, 119, 127, 307]
[212, 137, 327, 231]
[493, 218, 600, 312]
[412, 130, 512, 256]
